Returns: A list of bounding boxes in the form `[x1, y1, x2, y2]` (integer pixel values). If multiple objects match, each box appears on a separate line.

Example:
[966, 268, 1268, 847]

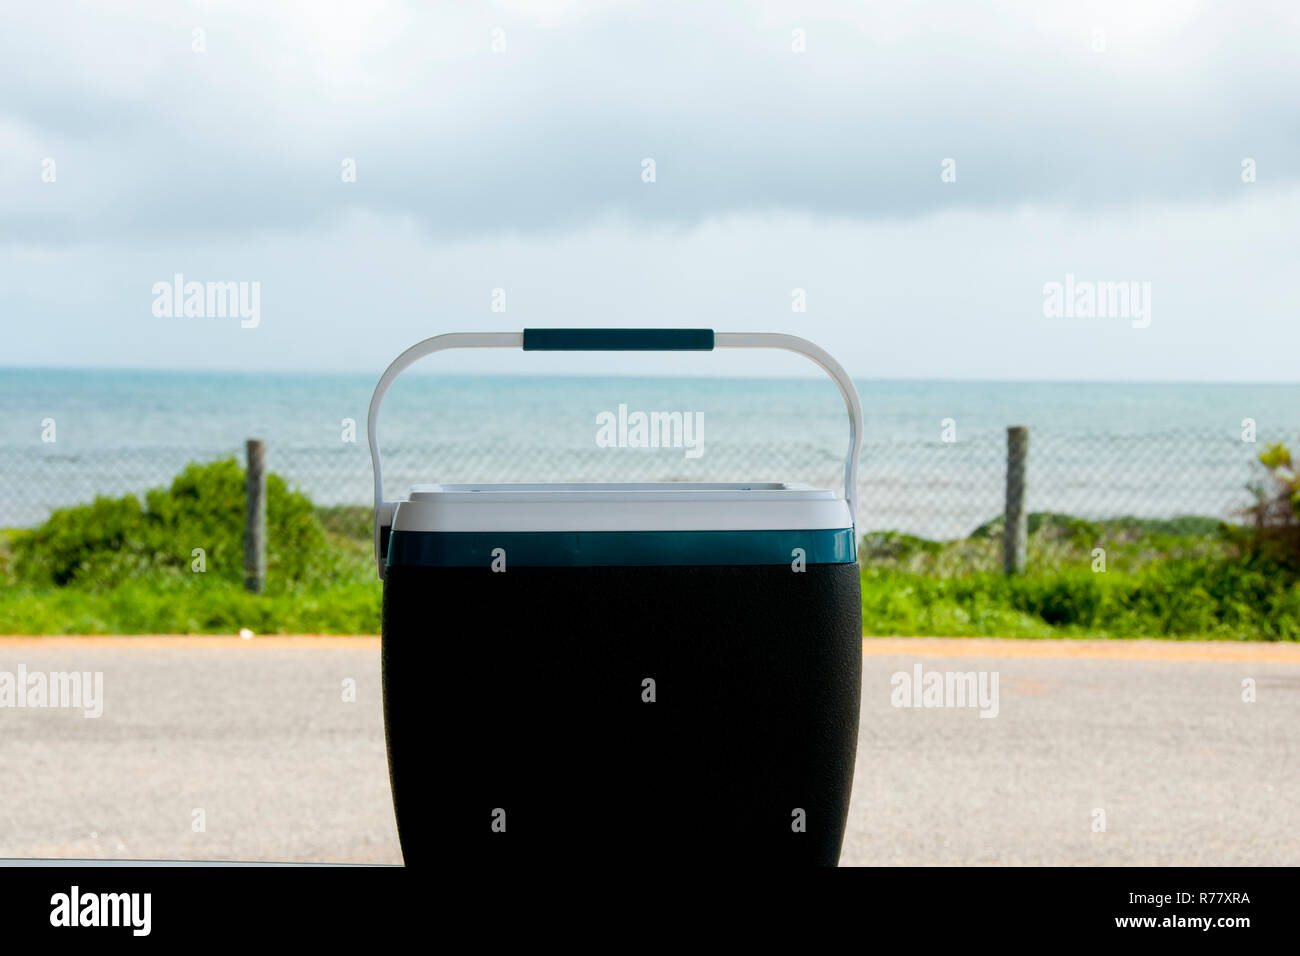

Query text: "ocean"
[2, 369, 1298, 537]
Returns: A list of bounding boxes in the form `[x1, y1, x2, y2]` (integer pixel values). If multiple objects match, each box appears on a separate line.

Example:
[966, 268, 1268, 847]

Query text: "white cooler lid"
[391, 481, 853, 533]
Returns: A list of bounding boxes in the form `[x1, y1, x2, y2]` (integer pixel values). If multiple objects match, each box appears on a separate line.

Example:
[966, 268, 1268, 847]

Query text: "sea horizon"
[3, 365, 1298, 388]
[3, 368, 1297, 534]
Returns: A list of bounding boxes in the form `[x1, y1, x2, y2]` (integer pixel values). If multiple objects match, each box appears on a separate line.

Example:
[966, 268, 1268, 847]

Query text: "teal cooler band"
[387, 528, 856, 568]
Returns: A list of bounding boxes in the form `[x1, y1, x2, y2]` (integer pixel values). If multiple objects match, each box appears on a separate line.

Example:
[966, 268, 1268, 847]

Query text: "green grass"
[0, 462, 386, 634]
[0, 500, 382, 635]
[3, 466, 1298, 640]
[860, 514, 1300, 641]
[861, 564, 1300, 641]
[0, 576, 380, 635]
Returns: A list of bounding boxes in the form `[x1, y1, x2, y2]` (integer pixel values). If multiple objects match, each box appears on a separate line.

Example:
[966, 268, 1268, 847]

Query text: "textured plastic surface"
[382, 562, 862, 866]
[392, 482, 853, 535]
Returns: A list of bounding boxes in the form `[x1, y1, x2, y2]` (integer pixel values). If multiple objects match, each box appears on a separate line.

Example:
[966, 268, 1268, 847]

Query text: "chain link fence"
[0, 427, 1279, 540]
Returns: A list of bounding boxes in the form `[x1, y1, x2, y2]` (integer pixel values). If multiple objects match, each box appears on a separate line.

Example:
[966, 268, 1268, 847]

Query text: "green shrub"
[1238, 440, 1300, 568]
[969, 511, 1103, 541]
[12, 458, 332, 589]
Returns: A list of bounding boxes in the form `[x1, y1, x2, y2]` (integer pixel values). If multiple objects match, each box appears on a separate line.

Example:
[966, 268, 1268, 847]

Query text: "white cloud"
[1, 1, 1296, 379]
[5, 184, 1295, 381]
[2, 0, 1297, 243]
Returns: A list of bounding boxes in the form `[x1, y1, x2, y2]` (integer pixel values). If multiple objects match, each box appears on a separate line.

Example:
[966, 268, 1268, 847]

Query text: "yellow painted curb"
[862, 636, 1300, 663]
[0, 635, 380, 649]
[2, 634, 1296, 663]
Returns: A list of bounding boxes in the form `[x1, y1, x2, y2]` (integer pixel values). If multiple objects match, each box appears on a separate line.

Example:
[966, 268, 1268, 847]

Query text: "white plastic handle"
[367, 331, 863, 577]
[713, 332, 863, 530]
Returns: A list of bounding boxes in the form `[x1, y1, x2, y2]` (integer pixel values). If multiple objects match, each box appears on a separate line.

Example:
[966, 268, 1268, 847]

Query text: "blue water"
[3, 369, 1298, 535]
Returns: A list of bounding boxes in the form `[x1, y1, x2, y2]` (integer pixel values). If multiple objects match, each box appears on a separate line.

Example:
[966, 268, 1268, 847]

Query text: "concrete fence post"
[1004, 426, 1028, 575]
[244, 438, 267, 593]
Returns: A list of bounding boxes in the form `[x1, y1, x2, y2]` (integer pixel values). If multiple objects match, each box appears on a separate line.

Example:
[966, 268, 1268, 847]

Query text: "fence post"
[244, 438, 267, 593]
[1004, 426, 1028, 575]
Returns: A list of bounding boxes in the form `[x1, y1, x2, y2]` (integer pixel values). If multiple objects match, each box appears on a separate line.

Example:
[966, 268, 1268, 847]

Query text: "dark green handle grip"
[522, 328, 715, 351]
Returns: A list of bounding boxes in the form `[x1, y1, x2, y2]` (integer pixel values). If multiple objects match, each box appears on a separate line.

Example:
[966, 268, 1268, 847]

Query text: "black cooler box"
[368, 329, 864, 866]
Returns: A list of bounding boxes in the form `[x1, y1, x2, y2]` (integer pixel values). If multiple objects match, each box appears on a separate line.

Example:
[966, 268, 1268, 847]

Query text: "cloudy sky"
[2, 0, 1298, 380]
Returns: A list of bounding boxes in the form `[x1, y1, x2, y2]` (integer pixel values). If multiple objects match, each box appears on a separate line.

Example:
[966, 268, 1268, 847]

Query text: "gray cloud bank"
[3, 1, 1298, 244]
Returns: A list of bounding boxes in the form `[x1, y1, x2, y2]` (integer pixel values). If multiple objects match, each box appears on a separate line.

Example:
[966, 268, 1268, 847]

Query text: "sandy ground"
[1, 635, 1297, 865]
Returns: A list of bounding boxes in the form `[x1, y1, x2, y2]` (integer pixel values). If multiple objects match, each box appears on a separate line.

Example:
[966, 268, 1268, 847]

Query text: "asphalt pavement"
[1, 636, 1296, 866]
